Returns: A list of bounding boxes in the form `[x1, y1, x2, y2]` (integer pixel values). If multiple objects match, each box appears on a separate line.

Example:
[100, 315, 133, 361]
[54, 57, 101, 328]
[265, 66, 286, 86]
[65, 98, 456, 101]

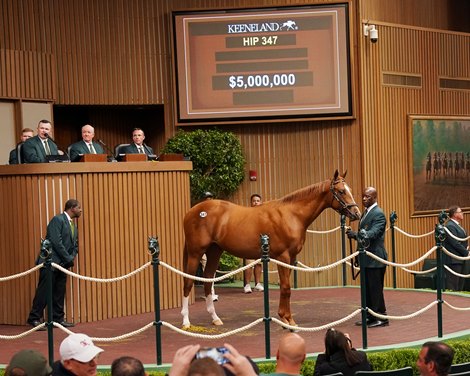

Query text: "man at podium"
[22, 120, 60, 163]
[122, 128, 154, 155]
[69, 124, 104, 162]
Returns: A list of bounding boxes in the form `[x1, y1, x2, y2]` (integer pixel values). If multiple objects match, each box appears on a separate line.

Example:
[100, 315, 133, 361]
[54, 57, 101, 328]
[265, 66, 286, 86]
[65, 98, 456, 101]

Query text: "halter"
[329, 178, 359, 218]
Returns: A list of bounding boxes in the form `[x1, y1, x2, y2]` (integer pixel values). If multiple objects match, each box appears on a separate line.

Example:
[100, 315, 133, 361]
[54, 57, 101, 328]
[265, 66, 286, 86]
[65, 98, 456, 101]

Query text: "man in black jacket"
[8, 127, 34, 164]
[443, 206, 469, 291]
[68, 124, 104, 162]
[27, 199, 82, 328]
[347, 186, 389, 328]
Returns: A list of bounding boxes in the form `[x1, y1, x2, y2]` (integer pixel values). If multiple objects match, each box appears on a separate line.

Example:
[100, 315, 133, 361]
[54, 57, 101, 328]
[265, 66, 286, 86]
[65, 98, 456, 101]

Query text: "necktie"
[44, 140, 51, 155]
[70, 220, 74, 237]
[89, 143, 96, 154]
[139, 146, 144, 154]
[361, 208, 368, 223]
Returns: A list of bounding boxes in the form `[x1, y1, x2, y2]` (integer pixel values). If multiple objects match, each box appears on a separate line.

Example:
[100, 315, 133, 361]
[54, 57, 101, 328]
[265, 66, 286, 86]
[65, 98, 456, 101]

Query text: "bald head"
[362, 186, 377, 208]
[276, 333, 306, 372]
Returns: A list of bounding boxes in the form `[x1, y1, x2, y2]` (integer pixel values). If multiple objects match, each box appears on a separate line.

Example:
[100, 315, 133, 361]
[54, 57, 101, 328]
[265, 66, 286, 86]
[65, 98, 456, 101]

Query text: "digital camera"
[195, 347, 229, 365]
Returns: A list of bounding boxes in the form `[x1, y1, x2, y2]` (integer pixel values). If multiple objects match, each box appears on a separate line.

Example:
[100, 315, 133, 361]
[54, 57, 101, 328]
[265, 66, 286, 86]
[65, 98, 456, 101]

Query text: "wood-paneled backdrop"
[0, 0, 469, 321]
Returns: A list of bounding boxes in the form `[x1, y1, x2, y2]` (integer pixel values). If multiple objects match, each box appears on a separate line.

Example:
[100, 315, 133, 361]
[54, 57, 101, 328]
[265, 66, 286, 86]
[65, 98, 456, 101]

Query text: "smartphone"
[195, 347, 229, 365]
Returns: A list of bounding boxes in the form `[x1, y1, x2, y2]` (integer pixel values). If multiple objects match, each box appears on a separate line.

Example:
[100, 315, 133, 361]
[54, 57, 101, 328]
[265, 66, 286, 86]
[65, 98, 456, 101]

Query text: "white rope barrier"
[0, 264, 43, 282]
[393, 226, 434, 238]
[307, 226, 341, 234]
[443, 300, 470, 311]
[368, 301, 438, 321]
[443, 265, 470, 278]
[441, 247, 470, 262]
[444, 227, 470, 242]
[270, 253, 359, 272]
[364, 247, 436, 268]
[52, 262, 152, 283]
[160, 260, 261, 283]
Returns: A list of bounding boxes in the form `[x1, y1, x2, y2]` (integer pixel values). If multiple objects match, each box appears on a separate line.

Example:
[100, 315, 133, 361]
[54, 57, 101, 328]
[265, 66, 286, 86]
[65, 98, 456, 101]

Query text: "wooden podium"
[122, 154, 147, 162]
[79, 153, 108, 162]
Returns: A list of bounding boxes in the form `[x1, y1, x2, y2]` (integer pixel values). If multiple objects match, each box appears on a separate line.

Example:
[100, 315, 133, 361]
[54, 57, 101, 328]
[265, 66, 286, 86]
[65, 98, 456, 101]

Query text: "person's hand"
[168, 344, 200, 376]
[346, 228, 357, 239]
[222, 343, 257, 376]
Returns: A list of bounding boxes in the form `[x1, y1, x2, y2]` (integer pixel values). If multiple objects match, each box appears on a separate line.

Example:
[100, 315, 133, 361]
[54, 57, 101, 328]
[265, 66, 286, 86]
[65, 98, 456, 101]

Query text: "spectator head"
[417, 341, 454, 376]
[188, 357, 224, 376]
[60, 333, 104, 376]
[448, 206, 463, 221]
[132, 128, 146, 146]
[6, 349, 52, 376]
[111, 356, 145, 376]
[37, 120, 52, 140]
[275, 332, 306, 373]
[21, 128, 34, 142]
[250, 194, 262, 207]
[203, 192, 214, 200]
[81, 124, 95, 143]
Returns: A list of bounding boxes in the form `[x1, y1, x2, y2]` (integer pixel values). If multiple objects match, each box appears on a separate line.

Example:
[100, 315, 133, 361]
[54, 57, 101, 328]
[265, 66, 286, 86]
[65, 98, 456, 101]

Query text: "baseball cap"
[60, 333, 104, 362]
[6, 349, 52, 376]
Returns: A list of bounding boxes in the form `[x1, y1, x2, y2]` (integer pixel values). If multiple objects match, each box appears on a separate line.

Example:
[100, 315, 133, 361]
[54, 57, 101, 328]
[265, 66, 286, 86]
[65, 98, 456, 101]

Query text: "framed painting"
[409, 115, 470, 216]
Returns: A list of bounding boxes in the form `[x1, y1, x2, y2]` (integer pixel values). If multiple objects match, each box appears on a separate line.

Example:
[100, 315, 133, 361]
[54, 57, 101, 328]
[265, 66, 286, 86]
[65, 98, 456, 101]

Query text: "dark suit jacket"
[443, 220, 468, 265]
[69, 140, 105, 162]
[359, 205, 388, 268]
[314, 351, 372, 376]
[9, 147, 18, 164]
[37, 213, 78, 267]
[122, 143, 154, 155]
[22, 135, 59, 163]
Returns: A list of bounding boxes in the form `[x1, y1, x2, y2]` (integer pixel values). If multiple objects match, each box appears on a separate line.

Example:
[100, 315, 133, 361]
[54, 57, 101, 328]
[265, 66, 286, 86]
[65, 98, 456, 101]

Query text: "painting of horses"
[409, 116, 470, 215]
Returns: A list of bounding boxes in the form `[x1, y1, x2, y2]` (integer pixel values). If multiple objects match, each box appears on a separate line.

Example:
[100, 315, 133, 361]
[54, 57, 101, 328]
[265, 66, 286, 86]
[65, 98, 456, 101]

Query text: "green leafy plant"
[162, 129, 246, 203]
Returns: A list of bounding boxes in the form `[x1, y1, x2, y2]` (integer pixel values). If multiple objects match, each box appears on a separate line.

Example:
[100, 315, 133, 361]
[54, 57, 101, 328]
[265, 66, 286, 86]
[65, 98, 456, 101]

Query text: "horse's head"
[329, 170, 361, 221]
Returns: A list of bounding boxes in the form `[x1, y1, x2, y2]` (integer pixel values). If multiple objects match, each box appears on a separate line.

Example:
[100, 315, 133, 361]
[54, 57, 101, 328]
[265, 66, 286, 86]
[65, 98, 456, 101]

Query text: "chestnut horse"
[181, 170, 360, 328]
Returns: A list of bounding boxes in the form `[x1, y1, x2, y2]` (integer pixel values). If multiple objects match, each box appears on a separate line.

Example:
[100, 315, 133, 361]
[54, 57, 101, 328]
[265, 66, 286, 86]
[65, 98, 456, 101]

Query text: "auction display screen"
[173, 4, 351, 124]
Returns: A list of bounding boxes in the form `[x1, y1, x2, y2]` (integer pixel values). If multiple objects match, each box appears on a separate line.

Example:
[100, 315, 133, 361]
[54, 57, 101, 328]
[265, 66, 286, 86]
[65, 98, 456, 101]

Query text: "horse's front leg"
[277, 264, 296, 326]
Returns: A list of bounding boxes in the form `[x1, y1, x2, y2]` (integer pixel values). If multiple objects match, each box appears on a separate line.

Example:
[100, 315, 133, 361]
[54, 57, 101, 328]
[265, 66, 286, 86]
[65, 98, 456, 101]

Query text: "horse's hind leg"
[277, 264, 296, 326]
[181, 245, 202, 329]
[204, 246, 224, 326]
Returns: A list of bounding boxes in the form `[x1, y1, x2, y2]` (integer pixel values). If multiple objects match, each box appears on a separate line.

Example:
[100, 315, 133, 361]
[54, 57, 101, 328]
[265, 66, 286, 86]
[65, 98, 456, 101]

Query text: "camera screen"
[196, 347, 229, 365]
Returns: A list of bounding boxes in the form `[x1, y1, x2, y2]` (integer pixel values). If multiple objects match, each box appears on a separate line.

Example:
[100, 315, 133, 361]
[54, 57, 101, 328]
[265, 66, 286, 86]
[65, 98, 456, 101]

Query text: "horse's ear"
[343, 169, 348, 178]
[333, 170, 339, 180]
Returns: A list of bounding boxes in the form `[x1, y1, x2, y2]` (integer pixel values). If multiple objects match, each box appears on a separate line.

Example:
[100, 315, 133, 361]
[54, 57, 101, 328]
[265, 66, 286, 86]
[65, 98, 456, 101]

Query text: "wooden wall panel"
[0, 162, 191, 325]
[358, 22, 470, 289]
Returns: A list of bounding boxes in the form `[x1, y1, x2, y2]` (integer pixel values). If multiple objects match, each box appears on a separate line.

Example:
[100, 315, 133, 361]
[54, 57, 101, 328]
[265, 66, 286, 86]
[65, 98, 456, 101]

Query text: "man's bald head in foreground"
[276, 332, 306, 373]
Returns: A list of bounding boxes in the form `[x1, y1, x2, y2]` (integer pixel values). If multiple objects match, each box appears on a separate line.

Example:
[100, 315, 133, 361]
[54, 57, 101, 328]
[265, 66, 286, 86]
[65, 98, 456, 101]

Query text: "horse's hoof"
[212, 319, 224, 326]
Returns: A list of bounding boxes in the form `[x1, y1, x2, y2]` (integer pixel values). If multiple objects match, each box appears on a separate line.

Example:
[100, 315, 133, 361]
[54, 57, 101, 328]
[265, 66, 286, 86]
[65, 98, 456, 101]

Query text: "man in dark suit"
[122, 128, 154, 155]
[443, 206, 469, 291]
[27, 199, 82, 329]
[8, 127, 34, 164]
[22, 120, 59, 163]
[347, 186, 389, 328]
[68, 124, 104, 162]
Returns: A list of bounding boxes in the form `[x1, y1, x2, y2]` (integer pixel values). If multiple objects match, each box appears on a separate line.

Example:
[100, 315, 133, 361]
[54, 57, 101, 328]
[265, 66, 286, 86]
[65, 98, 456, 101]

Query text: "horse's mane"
[276, 179, 329, 204]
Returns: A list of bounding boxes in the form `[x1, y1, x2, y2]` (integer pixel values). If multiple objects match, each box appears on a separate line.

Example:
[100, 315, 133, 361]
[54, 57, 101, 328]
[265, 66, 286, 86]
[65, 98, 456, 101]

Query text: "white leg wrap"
[181, 296, 190, 328]
[206, 295, 223, 325]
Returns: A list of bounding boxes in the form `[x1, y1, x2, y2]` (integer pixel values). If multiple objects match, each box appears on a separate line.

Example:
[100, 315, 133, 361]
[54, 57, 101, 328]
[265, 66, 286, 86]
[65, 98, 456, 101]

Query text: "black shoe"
[59, 321, 75, 328]
[368, 319, 389, 328]
[355, 318, 372, 326]
[27, 320, 46, 331]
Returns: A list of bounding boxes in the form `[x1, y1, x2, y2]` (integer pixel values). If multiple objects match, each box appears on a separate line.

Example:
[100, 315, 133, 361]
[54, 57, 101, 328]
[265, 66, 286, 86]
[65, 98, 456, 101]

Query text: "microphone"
[98, 139, 117, 162]
[45, 134, 70, 161]
[143, 143, 159, 161]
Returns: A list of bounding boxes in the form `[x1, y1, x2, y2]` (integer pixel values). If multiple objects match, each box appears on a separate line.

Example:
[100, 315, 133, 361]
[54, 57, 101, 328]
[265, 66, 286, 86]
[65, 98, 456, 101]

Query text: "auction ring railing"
[1, 212, 469, 367]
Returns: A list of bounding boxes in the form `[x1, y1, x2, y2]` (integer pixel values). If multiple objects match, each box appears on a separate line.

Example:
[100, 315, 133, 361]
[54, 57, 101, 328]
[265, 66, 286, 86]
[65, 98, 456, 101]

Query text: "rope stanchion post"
[340, 215, 347, 286]
[40, 238, 55, 367]
[260, 234, 271, 360]
[357, 229, 368, 349]
[148, 236, 163, 365]
[390, 211, 398, 289]
[435, 223, 446, 338]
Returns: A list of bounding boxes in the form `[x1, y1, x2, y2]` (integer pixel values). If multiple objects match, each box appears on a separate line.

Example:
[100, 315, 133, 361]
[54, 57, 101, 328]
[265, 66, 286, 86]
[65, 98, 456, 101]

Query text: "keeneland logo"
[227, 20, 298, 33]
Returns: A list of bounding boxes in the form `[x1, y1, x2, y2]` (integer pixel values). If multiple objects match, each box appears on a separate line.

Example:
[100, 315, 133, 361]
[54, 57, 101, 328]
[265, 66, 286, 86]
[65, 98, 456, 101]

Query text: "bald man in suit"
[68, 124, 104, 162]
[347, 187, 389, 328]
